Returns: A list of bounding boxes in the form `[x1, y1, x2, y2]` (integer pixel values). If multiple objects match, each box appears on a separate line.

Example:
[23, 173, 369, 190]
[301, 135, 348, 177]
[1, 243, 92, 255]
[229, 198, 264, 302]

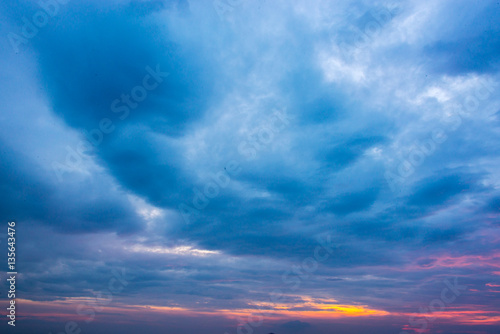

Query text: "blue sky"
[0, 0, 500, 333]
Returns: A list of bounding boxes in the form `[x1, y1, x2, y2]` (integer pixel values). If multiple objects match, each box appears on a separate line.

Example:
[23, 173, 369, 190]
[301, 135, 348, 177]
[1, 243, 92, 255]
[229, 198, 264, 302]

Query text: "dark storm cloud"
[406, 173, 476, 207]
[4, 0, 497, 267]
[0, 138, 140, 233]
[423, 1, 500, 75]
[325, 187, 379, 215]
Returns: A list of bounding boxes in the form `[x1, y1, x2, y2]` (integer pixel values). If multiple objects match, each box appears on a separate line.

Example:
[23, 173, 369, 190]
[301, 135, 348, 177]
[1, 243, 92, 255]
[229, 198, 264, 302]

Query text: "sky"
[0, 0, 499, 333]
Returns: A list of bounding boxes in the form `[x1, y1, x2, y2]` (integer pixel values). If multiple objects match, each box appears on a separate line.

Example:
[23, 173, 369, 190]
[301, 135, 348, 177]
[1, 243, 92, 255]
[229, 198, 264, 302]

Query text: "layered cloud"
[0, 0, 499, 333]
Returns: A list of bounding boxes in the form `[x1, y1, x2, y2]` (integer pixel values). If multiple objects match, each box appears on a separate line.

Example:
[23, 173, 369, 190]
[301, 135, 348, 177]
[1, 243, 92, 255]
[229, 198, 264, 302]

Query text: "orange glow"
[248, 296, 389, 318]
[14, 296, 500, 327]
[15, 295, 389, 324]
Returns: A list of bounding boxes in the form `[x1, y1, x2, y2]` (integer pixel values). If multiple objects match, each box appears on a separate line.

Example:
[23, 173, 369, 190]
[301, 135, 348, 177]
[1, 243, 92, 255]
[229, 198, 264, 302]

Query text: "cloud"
[1, 0, 500, 333]
[280, 320, 312, 332]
